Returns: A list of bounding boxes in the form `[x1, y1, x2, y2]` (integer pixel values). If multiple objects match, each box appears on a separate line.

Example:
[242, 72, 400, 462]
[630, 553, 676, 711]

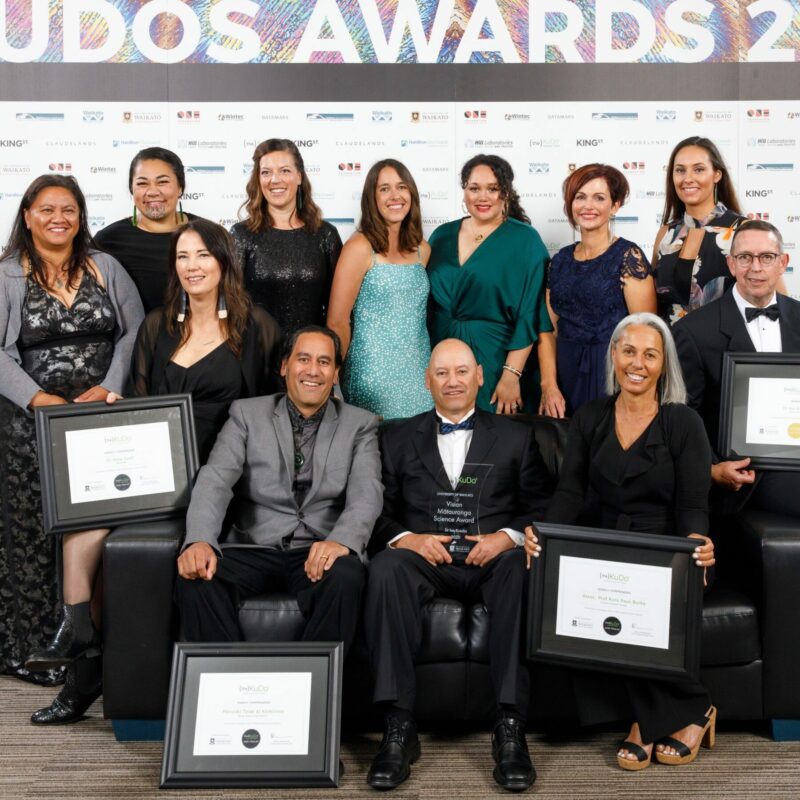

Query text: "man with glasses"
[674, 219, 800, 515]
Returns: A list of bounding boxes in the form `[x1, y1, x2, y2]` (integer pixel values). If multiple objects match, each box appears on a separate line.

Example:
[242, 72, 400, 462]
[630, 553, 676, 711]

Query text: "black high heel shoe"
[655, 706, 717, 766]
[25, 602, 101, 672]
[30, 658, 102, 725]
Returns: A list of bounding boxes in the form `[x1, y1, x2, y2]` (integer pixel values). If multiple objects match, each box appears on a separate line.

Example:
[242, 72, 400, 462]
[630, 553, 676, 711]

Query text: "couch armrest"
[102, 519, 183, 720]
[735, 509, 800, 719]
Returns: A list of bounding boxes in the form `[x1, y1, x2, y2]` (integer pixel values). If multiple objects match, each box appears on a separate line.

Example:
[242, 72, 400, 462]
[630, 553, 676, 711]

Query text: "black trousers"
[174, 547, 366, 656]
[364, 547, 530, 718]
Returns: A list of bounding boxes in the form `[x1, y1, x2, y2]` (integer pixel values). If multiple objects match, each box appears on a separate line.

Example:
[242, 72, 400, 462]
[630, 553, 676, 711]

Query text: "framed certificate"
[160, 642, 343, 788]
[35, 394, 199, 534]
[719, 352, 800, 470]
[527, 523, 704, 681]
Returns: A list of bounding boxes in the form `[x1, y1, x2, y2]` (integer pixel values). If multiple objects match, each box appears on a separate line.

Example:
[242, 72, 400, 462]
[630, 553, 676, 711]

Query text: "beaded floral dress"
[340, 254, 432, 419]
[0, 272, 115, 685]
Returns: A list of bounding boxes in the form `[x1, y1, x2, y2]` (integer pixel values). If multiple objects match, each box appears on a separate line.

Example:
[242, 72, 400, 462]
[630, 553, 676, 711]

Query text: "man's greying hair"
[605, 312, 686, 405]
[730, 219, 784, 254]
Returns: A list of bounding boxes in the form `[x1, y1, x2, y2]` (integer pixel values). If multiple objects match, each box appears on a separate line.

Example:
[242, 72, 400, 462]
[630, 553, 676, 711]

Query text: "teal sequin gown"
[340, 256, 432, 419]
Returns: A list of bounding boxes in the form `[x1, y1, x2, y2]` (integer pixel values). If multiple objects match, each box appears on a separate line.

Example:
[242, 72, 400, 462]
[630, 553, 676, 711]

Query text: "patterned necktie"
[438, 417, 476, 435]
[745, 304, 780, 323]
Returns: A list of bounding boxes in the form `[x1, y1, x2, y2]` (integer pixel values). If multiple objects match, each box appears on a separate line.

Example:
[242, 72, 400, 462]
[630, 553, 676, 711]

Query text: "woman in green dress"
[428, 154, 552, 413]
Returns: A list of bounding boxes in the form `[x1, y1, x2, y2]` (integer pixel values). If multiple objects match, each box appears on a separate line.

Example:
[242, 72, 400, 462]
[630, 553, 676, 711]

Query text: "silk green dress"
[427, 217, 551, 412]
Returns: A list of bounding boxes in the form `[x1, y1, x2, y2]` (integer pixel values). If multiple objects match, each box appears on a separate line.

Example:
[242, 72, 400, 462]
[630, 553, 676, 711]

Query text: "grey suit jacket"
[184, 393, 383, 560]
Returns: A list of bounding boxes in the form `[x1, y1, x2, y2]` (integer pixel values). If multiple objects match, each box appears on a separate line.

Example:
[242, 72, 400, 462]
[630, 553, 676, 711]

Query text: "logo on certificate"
[114, 474, 131, 491]
[603, 616, 622, 636]
[242, 729, 261, 749]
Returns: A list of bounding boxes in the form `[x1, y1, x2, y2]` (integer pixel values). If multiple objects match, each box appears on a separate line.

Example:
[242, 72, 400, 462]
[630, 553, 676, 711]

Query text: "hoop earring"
[217, 291, 228, 320]
[296, 186, 304, 212]
[177, 291, 187, 323]
[132, 205, 138, 227]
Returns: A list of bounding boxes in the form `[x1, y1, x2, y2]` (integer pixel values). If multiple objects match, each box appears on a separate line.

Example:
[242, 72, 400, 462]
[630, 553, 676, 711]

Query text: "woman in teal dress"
[428, 154, 552, 413]
[327, 159, 431, 418]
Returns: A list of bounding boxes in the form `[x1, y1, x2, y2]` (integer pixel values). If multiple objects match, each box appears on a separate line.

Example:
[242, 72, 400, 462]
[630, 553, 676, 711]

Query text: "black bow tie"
[745, 304, 780, 323]
[438, 417, 475, 435]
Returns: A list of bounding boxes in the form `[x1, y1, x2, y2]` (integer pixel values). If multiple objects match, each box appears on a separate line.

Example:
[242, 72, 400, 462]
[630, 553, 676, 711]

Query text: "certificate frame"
[719, 352, 800, 470]
[35, 394, 199, 534]
[527, 523, 704, 682]
[160, 642, 343, 789]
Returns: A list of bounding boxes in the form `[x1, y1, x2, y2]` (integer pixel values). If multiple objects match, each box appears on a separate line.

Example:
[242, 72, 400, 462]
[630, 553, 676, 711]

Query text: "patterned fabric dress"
[0, 272, 115, 685]
[340, 255, 432, 419]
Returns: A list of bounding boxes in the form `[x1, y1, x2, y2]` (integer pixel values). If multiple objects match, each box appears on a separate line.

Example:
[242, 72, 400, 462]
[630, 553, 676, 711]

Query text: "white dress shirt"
[732, 285, 783, 353]
[389, 408, 523, 548]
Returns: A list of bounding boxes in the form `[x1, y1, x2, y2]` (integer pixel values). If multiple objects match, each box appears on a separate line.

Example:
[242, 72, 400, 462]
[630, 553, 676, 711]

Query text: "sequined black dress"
[231, 222, 342, 337]
[0, 272, 115, 685]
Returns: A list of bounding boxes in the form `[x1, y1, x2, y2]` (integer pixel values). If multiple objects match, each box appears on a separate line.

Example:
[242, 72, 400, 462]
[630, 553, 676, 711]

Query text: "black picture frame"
[160, 642, 343, 789]
[35, 394, 199, 534]
[527, 523, 704, 682]
[719, 352, 800, 470]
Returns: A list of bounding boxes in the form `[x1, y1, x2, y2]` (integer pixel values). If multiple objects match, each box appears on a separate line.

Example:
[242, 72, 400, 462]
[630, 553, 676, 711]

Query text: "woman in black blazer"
[526, 312, 716, 771]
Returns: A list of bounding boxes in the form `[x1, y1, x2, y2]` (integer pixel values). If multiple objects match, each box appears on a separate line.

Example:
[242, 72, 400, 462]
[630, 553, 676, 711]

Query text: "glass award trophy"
[429, 463, 494, 563]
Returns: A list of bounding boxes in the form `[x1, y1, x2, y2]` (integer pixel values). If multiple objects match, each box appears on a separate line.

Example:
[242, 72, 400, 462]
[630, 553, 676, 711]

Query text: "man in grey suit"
[175, 326, 383, 654]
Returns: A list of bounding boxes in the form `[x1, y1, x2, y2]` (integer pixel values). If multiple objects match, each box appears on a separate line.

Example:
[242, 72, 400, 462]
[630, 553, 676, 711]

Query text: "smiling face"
[572, 177, 620, 234]
[611, 324, 665, 400]
[259, 150, 302, 215]
[375, 166, 412, 225]
[727, 228, 788, 307]
[672, 145, 721, 214]
[425, 339, 484, 421]
[24, 186, 80, 252]
[174, 229, 222, 302]
[463, 164, 505, 225]
[281, 332, 338, 416]
[132, 159, 183, 225]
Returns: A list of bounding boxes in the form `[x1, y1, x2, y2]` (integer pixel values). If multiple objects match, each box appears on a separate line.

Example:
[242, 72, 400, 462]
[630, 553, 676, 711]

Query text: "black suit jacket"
[369, 408, 553, 555]
[673, 290, 800, 456]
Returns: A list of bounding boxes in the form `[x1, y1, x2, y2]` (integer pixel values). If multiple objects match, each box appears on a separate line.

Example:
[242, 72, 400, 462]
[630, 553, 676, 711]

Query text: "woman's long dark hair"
[164, 219, 252, 358]
[359, 159, 423, 255]
[1, 174, 94, 290]
[661, 136, 741, 225]
[460, 154, 530, 225]
[240, 139, 323, 233]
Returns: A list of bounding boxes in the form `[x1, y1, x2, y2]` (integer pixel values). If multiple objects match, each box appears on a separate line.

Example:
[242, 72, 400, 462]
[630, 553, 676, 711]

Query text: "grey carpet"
[2, 676, 798, 799]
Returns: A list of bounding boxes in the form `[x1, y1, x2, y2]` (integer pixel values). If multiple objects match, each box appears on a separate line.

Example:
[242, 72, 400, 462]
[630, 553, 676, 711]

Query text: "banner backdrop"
[1, 1, 798, 64]
[1, 99, 798, 297]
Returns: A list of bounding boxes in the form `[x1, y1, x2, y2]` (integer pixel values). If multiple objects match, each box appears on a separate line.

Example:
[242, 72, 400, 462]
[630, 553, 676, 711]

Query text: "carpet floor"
[2, 676, 798, 799]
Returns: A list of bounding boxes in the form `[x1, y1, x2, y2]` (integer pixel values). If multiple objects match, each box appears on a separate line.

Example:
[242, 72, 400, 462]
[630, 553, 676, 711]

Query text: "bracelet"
[502, 364, 523, 378]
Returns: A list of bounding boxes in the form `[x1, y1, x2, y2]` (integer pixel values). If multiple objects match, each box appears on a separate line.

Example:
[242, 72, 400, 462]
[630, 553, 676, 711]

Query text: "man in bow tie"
[364, 338, 552, 792]
[673, 219, 800, 515]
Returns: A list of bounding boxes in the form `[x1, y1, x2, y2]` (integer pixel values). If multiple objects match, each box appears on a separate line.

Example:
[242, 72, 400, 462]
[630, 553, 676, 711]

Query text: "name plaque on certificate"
[720, 353, 800, 470]
[429, 463, 493, 562]
[527, 524, 703, 682]
[161, 642, 342, 789]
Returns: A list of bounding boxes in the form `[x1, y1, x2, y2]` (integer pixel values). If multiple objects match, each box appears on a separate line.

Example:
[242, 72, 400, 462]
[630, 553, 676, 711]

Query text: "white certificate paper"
[745, 377, 800, 447]
[65, 421, 175, 504]
[193, 672, 312, 756]
[555, 556, 672, 650]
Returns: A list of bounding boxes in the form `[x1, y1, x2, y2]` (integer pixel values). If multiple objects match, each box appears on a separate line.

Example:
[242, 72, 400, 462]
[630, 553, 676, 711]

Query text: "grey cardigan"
[0, 250, 144, 409]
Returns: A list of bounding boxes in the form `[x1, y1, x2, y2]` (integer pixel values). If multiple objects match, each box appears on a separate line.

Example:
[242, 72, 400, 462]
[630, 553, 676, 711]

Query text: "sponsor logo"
[504, 113, 531, 122]
[177, 140, 228, 149]
[746, 189, 773, 198]
[123, 111, 162, 123]
[636, 189, 666, 200]
[401, 139, 448, 148]
[747, 163, 793, 172]
[521, 191, 558, 199]
[576, 139, 603, 147]
[87, 215, 105, 229]
[746, 138, 797, 148]
[307, 112, 353, 121]
[622, 161, 646, 172]
[45, 140, 95, 147]
[464, 139, 513, 149]
[592, 112, 638, 121]
[656, 110, 677, 121]
[419, 190, 449, 201]
[0, 164, 31, 175]
[619, 139, 669, 147]
[89, 166, 116, 174]
[423, 216, 448, 226]
[15, 112, 64, 121]
[0, 139, 28, 148]
[0, 191, 23, 199]
[185, 165, 225, 174]
[787, 215, 800, 224]
[304, 164, 321, 175]
[82, 110, 104, 123]
[529, 138, 559, 148]
[48, 162, 72, 173]
[113, 139, 159, 148]
[411, 111, 449, 123]
[324, 217, 356, 225]
[695, 110, 734, 122]
[463, 110, 487, 120]
[603, 617, 622, 636]
[371, 111, 393, 122]
[787, 112, 800, 120]
[218, 217, 239, 227]
[335, 140, 385, 147]
[183, 192, 205, 201]
[221, 192, 245, 201]
[547, 113, 574, 120]
[747, 108, 770, 119]
[568, 163, 577, 172]
[421, 166, 449, 173]
[547, 216, 568, 225]
[295, 139, 319, 148]
[217, 113, 244, 122]
[261, 113, 289, 121]
[176, 110, 201, 120]
[747, 212, 770, 221]
[528, 163, 550, 174]
[338, 162, 361, 172]
[85, 193, 113, 202]
[614, 215, 639, 225]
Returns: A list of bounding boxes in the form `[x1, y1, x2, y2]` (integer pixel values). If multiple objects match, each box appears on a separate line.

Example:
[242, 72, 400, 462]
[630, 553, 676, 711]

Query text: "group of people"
[0, 133, 798, 791]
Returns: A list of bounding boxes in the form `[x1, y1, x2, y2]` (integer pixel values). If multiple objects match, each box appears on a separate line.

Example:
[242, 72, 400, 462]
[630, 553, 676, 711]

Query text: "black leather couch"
[102, 415, 798, 740]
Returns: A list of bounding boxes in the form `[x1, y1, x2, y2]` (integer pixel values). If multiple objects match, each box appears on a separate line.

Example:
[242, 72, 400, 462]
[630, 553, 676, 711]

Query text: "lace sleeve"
[620, 245, 652, 281]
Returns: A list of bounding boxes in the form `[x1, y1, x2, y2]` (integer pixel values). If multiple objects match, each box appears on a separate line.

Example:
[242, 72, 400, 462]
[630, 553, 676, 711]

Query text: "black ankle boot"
[30, 658, 102, 725]
[25, 602, 101, 672]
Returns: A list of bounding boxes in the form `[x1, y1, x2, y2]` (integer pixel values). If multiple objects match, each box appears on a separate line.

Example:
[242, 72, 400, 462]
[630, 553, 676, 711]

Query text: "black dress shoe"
[492, 716, 536, 792]
[367, 715, 420, 790]
[30, 660, 101, 725]
[25, 602, 101, 672]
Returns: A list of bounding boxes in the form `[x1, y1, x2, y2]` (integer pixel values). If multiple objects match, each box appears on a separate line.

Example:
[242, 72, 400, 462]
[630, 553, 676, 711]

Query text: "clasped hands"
[393, 530, 515, 567]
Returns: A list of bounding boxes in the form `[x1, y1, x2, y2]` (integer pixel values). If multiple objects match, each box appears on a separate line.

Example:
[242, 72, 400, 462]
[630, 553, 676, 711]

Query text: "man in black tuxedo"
[673, 219, 800, 516]
[364, 339, 552, 792]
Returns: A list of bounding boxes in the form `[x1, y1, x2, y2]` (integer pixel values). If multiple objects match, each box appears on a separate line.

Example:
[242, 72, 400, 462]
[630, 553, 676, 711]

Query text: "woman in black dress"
[94, 147, 195, 313]
[231, 139, 342, 337]
[0, 175, 143, 691]
[526, 312, 717, 770]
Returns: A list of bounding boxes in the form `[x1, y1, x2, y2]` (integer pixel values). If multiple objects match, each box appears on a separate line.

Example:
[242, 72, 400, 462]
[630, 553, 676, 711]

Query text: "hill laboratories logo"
[592, 112, 638, 121]
[747, 164, 793, 172]
[307, 113, 354, 121]
[371, 111, 392, 123]
[16, 112, 64, 121]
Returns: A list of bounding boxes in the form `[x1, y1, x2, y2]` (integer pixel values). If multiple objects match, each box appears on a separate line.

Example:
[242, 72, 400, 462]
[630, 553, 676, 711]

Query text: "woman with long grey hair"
[525, 312, 718, 771]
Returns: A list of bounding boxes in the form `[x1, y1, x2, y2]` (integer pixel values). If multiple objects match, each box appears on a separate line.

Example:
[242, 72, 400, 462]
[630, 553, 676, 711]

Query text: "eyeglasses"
[731, 252, 782, 267]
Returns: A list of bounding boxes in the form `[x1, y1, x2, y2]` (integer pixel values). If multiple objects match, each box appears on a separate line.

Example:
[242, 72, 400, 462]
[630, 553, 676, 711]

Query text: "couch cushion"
[239, 594, 305, 641]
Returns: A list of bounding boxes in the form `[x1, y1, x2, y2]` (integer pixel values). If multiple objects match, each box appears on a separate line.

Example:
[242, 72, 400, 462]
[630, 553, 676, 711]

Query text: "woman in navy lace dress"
[540, 165, 656, 418]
